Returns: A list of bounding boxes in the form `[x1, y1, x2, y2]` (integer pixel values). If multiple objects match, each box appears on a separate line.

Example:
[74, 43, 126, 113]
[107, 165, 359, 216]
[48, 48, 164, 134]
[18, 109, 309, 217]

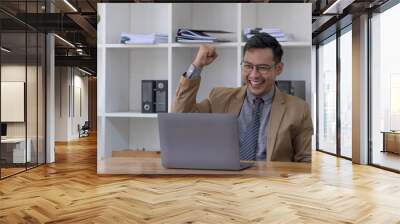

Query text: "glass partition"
[317, 36, 337, 155]
[370, 3, 400, 171]
[0, 1, 46, 179]
[1, 30, 28, 177]
[38, 32, 46, 165]
[27, 30, 38, 169]
[339, 28, 352, 158]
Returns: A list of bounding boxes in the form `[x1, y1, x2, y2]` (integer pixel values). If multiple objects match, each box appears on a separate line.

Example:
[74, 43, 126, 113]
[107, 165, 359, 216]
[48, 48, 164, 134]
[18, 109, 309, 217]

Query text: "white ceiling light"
[63, 0, 78, 12]
[323, 0, 355, 15]
[78, 67, 93, 76]
[54, 34, 75, 48]
[1, 47, 11, 53]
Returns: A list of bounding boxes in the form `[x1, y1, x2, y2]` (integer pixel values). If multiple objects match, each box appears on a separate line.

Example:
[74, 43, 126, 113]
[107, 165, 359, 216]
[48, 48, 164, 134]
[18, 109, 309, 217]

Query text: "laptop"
[158, 113, 254, 171]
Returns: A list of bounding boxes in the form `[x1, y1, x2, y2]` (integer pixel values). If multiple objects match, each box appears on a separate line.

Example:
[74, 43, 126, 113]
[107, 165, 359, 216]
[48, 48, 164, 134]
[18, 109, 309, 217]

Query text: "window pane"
[1, 31, 28, 177]
[27, 31, 38, 169]
[318, 37, 337, 154]
[0, 1, 46, 178]
[340, 29, 352, 158]
[371, 3, 400, 171]
[38, 32, 46, 165]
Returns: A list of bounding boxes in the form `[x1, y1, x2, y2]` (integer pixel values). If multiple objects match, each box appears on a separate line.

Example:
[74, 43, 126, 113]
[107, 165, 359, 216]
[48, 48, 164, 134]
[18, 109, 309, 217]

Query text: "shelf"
[100, 41, 310, 49]
[102, 3, 171, 45]
[101, 44, 169, 48]
[240, 41, 310, 47]
[280, 41, 311, 47]
[171, 42, 238, 48]
[105, 112, 158, 118]
[105, 47, 168, 113]
[101, 41, 311, 49]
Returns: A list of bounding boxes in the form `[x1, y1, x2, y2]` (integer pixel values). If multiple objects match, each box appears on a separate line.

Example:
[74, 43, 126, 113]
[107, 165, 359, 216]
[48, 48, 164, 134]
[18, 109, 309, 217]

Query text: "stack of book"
[176, 28, 233, 43]
[120, 33, 168, 44]
[243, 28, 290, 42]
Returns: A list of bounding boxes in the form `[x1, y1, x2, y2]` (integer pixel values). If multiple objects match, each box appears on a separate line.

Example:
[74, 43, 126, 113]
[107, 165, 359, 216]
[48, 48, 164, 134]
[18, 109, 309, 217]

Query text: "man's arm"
[293, 103, 313, 162]
[172, 44, 218, 113]
[172, 75, 213, 113]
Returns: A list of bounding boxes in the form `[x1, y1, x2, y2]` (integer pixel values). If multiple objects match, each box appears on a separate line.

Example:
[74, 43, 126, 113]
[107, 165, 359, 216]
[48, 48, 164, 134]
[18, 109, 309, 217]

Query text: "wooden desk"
[98, 151, 311, 176]
[1, 138, 31, 164]
[382, 131, 400, 154]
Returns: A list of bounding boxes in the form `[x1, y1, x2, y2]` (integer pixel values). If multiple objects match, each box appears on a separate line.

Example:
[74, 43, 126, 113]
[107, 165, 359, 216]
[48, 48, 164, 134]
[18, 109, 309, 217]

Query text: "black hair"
[243, 33, 283, 63]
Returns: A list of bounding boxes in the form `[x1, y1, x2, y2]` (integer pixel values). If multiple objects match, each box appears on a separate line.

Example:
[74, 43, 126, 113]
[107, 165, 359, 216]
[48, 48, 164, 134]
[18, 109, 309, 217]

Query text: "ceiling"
[0, 0, 98, 74]
[0, 0, 391, 75]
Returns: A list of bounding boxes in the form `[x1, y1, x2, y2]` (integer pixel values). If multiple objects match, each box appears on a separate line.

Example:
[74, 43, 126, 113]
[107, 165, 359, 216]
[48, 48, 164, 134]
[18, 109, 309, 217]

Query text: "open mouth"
[248, 79, 265, 88]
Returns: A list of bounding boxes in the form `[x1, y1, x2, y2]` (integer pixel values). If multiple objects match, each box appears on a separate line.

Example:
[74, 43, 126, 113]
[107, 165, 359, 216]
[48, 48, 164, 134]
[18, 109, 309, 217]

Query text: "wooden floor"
[0, 167, 26, 178]
[1, 163, 45, 178]
[1, 135, 400, 223]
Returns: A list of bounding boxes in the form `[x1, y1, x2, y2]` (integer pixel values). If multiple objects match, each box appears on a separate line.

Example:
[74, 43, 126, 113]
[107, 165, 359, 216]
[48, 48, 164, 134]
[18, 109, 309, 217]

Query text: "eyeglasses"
[240, 61, 275, 74]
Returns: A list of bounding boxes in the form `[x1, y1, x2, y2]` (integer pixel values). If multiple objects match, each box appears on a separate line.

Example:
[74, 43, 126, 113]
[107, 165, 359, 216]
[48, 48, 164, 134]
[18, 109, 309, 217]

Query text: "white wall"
[1, 65, 37, 138]
[71, 72, 89, 138]
[55, 67, 69, 141]
[1, 64, 46, 164]
[1, 66, 26, 139]
[55, 67, 89, 141]
[1, 82, 25, 122]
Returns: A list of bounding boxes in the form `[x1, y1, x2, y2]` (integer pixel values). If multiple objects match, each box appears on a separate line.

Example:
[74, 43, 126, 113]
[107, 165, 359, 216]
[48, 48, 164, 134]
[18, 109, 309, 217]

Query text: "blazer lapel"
[266, 87, 286, 161]
[227, 85, 247, 116]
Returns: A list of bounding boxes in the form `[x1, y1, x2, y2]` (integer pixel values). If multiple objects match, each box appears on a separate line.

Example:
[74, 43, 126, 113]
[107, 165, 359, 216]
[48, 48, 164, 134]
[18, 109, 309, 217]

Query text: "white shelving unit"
[101, 44, 170, 48]
[97, 3, 312, 170]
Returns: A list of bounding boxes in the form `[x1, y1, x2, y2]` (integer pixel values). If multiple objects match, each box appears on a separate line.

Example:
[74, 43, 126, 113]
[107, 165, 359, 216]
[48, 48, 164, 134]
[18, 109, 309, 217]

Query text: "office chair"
[79, 121, 90, 138]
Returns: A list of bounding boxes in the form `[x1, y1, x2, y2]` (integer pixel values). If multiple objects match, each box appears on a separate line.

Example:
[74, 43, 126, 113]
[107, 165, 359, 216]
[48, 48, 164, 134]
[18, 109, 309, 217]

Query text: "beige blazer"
[172, 76, 313, 162]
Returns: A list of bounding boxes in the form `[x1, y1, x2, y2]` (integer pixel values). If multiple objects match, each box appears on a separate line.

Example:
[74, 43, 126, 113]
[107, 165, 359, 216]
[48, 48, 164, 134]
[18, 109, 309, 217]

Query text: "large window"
[317, 25, 353, 159]
[340, 28, 352, 158]
[317, 36, 337, 154]
[370, 2, 400, 171]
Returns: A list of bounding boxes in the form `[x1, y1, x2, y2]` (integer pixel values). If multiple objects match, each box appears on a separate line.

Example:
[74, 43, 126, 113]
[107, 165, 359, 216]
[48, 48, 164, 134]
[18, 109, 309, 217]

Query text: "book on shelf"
[176, 28, 234, 43]
[175, 38, 215, 43]
[120, 33, 168, 44]
[243, 28, 292, 42]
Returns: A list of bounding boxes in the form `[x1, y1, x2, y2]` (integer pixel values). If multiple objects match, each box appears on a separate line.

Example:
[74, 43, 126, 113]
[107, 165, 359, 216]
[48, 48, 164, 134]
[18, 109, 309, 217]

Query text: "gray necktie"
[240, 98, 264, 161]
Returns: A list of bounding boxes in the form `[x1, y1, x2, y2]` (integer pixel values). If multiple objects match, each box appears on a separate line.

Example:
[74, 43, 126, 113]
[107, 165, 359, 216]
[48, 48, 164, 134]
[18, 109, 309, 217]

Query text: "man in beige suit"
[172, 33, 313, 162]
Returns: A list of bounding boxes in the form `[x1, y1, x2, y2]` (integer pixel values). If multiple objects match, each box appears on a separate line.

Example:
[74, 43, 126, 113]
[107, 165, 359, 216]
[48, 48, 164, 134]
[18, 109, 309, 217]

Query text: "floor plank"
[0, 134, 399, 223]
